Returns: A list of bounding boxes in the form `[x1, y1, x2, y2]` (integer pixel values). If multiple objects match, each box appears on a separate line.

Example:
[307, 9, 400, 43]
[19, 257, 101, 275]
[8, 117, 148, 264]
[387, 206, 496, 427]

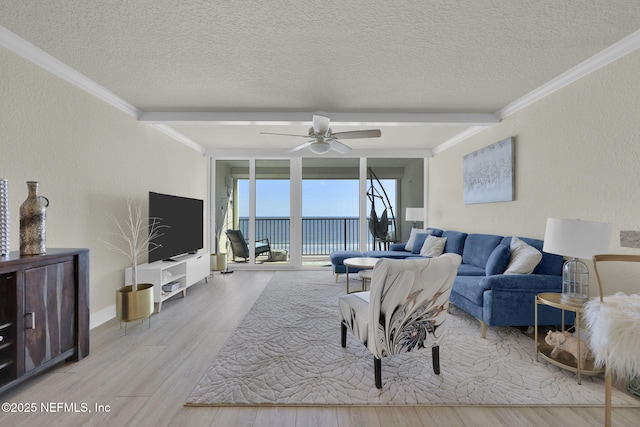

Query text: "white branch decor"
[102, 198, 168, 291]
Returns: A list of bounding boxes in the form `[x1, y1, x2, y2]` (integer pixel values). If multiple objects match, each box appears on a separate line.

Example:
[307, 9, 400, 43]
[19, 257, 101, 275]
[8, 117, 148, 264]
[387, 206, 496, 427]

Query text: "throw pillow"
[485, 244, 511, 275]
[504, 236, 543, 274]
[411, 232, 430, 254]
[405, 228, 431, 252]
[419, 235, 447, 257]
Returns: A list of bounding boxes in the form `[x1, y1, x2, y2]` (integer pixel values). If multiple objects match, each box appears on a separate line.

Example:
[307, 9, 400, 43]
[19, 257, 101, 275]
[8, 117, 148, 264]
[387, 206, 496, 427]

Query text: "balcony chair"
[584, 254, 640, 427]
[225, 229, 271, 262]
[339, 253, 462, 389]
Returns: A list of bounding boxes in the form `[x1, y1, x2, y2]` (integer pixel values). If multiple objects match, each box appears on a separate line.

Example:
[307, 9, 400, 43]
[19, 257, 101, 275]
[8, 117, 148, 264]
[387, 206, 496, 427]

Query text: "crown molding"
[139, 112, 499, 126]
[497, 28, 640, 119]
[0, 25, 205, 154]
[432, 126, 486, 155]
[5, 21, 639, 157]
[0, 26, 141, 119]
[435, 28, 640, 155]
[151, 125, 206, 155]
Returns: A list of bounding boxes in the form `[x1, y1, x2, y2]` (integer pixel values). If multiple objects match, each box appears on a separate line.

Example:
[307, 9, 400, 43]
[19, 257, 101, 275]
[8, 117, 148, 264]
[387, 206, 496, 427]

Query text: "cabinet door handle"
[25, 312, 36, 329]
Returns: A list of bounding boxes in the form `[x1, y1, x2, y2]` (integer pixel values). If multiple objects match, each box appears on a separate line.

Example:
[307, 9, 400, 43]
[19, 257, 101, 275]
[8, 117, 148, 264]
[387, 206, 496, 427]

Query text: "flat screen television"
[148, 191, 204, 263]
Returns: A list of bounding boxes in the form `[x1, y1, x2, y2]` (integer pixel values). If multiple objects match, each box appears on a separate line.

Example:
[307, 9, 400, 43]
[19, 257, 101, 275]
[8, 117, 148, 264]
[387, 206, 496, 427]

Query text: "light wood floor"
[1, 270, 638, 426]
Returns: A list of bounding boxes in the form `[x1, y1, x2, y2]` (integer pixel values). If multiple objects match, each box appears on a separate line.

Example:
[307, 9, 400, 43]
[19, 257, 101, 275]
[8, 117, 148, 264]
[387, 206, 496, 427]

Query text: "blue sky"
[239, 180, 395, 217]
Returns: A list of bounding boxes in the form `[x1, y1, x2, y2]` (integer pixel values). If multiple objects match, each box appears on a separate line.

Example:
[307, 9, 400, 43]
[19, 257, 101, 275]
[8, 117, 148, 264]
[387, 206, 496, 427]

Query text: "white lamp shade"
[405, 208, 424, 222]
[543, 218, 612, 259]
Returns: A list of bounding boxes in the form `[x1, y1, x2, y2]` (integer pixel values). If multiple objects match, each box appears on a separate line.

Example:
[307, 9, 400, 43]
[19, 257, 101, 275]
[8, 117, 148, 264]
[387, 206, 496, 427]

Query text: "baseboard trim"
[90, 304, 116, 330]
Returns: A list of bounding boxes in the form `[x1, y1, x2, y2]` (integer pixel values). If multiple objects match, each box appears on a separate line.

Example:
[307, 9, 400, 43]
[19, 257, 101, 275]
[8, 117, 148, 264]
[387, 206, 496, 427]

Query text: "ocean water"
[238, 217, 396, 255]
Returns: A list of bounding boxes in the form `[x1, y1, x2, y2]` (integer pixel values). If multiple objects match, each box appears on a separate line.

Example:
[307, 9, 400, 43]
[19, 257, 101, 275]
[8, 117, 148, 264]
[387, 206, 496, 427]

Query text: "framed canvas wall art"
[463, 137, 515, 204]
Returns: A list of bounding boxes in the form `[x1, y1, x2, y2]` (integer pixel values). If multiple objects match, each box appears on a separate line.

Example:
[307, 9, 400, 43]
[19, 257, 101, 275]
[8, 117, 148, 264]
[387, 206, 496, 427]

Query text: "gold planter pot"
[116, 283, 154, 322]
[211, 253, 227, 271]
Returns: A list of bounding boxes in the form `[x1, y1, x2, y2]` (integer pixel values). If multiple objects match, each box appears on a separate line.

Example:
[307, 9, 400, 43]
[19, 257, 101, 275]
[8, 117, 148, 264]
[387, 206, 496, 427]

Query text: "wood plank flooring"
[1, 270, 638, 426]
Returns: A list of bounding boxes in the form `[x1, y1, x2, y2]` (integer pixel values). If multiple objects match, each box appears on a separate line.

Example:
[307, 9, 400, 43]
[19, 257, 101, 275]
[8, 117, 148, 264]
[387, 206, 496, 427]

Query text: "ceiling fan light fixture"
[308, 141, 331, 154]
[261, 114, 380, 154]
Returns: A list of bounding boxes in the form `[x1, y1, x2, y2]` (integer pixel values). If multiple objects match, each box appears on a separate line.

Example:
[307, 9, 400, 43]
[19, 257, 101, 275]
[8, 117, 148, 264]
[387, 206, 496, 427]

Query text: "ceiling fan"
[261, 114, 382, 154]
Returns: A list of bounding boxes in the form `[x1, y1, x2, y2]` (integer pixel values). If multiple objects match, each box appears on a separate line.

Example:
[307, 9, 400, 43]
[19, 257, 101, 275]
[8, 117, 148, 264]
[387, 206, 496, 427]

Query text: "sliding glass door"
[301, 158, 360, 267]
[215, 159, 292, 266]
[212, 157, 424, 269]
[255, 160, 290, 265]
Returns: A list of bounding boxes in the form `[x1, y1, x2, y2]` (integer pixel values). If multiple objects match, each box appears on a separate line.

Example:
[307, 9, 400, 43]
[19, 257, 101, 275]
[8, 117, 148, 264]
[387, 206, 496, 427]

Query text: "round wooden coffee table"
[343, 257, 379, 293]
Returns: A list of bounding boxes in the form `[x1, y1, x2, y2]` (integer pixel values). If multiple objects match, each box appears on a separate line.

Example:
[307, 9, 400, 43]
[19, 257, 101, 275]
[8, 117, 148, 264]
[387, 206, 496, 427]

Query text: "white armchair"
[339, 253, 462, 389]
[584, 254, 640, 427]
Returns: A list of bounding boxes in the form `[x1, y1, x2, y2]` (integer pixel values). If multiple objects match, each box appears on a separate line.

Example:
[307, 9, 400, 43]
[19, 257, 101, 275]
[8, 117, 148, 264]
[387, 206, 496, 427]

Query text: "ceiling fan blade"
[261, 132, 310, 138]
[288, 140, 315, 152]
[312, 115, 331, 135]
[330, 129, 381, 139]
[328, 139, 352, 154]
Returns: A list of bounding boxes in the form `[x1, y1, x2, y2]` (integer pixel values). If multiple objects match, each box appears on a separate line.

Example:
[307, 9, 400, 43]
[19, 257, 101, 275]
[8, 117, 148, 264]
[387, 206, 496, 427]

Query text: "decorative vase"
[0, 179, 8, 256]
[19, 181, 49, 256]
[116, 283, 154, 322]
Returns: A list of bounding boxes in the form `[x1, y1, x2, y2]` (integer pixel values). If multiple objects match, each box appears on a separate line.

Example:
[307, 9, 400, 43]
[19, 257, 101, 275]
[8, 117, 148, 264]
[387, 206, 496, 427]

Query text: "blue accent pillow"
[485, 244, 511, 275]
[411, 232, 430, 254]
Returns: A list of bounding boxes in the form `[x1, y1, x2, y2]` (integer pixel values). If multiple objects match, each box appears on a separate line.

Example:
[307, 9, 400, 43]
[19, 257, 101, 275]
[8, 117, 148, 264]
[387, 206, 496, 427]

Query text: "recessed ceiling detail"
[1, 1, 639, 154]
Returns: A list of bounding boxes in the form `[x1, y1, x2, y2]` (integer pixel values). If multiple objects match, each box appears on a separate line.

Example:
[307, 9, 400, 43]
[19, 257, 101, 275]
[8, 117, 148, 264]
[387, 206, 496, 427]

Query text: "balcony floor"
[225, 255, 331, 268]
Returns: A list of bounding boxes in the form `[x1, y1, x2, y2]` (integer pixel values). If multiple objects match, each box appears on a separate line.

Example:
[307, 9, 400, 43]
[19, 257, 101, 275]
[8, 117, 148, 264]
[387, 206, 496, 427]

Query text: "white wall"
[0, 48, 208, 325]
[428, 49, 640, 295]
[399, 159, 425, 241]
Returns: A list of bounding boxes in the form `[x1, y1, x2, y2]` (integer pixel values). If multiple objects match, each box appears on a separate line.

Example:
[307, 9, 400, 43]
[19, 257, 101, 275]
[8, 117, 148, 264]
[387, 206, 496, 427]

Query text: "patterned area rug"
[186, 271, 640, 406]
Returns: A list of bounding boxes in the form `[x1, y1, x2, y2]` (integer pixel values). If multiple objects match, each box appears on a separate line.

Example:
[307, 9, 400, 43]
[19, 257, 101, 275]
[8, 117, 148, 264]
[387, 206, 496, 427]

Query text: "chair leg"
[374, 357, 382, 389]
[479, 320, 487, 339]
[605, 368, 612, 427]
[432, 346, 440, 375]
[341, 323, 347, 348]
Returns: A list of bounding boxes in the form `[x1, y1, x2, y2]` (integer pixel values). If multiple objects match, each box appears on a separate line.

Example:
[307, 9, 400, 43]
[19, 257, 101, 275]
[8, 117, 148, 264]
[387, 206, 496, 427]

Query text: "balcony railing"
[238, 217, 396, 255]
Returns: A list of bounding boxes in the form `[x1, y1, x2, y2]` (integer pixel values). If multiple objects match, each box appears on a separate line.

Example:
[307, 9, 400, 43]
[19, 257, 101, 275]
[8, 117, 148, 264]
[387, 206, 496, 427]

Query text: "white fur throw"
[584, 293, 640, 379]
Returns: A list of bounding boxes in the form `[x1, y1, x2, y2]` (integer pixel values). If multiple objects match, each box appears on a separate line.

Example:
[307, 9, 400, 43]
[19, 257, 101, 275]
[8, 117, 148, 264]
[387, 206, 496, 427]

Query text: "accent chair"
[225, 229, 271, 262]
[339, 253, 462, 388]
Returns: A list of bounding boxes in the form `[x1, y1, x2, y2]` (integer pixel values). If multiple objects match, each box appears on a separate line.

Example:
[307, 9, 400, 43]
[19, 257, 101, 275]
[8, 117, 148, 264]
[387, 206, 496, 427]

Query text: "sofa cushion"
[462, 234, 504, 270]
[485, 244, 511, 275]
[419, 235, 447, 257]
[442, 230, 467, 255]
[389, 242, 408, 251]
[329, 250, 365, 264]
[452, 275, 488, 306]
[426, 227, 444, 237]
[504, 236, 543, 274]
[456, 263, 487, 276]
[501, 236, 563, 275]
[363, 250, 417, 259]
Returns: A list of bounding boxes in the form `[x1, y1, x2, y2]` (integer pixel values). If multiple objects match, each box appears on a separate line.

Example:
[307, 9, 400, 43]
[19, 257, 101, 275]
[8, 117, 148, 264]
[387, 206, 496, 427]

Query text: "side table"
[535, 292, 604, 384]
[343, 257, 379, 293]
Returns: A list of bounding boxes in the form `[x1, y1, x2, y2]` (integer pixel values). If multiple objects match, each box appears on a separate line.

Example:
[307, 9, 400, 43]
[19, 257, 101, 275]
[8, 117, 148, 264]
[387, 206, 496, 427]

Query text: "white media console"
[125, 252, 210, 313]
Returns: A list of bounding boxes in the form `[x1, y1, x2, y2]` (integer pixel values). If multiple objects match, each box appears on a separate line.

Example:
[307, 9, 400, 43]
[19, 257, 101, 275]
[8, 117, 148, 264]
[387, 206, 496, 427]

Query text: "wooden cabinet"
[0, 249, 89, 395]
[0, 273, 17, 388]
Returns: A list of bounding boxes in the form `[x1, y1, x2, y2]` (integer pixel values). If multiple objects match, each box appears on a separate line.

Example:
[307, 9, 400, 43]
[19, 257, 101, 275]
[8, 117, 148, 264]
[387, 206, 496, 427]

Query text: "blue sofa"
[330, 228, 573, 338]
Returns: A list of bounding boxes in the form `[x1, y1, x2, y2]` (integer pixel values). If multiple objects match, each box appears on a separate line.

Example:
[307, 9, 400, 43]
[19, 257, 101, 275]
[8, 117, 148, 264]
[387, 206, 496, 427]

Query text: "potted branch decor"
[103, 199, 167, 324]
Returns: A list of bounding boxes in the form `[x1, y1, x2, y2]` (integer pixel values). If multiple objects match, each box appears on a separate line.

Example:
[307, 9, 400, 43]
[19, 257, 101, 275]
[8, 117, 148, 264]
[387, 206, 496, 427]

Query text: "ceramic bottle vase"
[20, 181, 49, 255]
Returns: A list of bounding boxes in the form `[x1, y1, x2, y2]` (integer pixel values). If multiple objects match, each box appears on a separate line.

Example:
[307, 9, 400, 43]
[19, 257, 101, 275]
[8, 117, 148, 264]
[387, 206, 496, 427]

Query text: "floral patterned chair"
[339, 253, 462, 389]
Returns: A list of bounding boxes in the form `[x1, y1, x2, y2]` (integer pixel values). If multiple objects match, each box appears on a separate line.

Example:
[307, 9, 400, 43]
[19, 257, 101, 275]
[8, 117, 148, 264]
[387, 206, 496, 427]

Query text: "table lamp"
[405, 208, 424, 228]
[543, 218, 612, 305]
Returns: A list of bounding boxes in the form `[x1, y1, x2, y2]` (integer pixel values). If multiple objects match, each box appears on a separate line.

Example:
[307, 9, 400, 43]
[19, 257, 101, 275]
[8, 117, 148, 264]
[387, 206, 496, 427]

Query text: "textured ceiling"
[1, 1, 640, 153]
